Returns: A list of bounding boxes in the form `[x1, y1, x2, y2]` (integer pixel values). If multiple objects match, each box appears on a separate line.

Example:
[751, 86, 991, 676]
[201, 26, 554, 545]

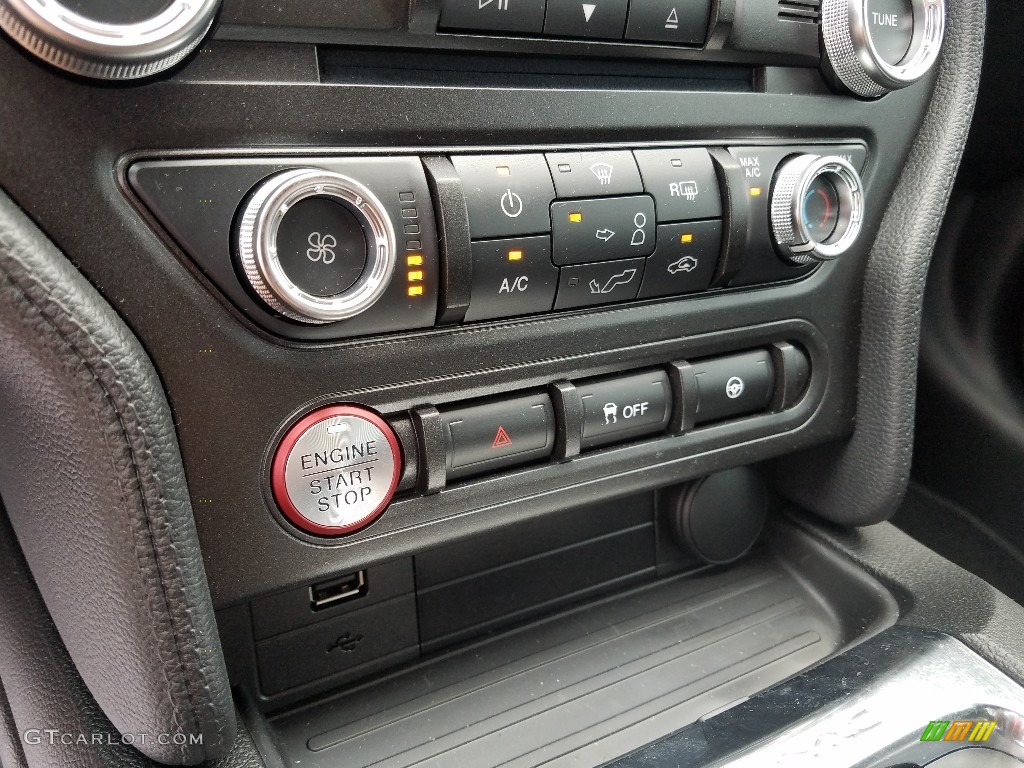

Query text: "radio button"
[554, 258, 646, 309]
[550, 195, 656, 265]
[634, 148, 722, 223]
[464, 236, 559, 322]
[452, 154, 555, 239]
[624, 0, 712, 45]
[638, 220, 722, 298]
[545, 150, 644, 198]
[439, 0, 546, 33]
[544, 0, 629, 40]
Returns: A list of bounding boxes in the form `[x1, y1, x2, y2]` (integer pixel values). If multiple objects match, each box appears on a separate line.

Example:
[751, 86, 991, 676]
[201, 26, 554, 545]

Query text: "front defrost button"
[545, 150, 645, 198]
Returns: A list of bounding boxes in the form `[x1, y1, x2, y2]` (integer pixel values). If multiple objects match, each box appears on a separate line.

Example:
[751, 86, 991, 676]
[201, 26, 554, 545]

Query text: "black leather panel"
[0, 676, 28, 768]
[0, 190, 234, 764]
[771, 0, 987, 525]
[0, 508, 267, 768]
[0, 508, 152, 768]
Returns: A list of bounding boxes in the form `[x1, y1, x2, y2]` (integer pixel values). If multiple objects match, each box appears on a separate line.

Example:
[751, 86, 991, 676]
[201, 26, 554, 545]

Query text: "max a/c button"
[442, 393, 555, 481]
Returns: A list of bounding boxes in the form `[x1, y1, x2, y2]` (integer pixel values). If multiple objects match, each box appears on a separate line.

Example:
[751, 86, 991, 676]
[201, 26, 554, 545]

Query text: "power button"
[271, 406, 402, 536]
[451, 154, 556, 239]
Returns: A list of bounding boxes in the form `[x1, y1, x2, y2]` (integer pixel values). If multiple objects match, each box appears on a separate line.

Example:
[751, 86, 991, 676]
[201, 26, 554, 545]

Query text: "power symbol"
[500, 189, 524, 218]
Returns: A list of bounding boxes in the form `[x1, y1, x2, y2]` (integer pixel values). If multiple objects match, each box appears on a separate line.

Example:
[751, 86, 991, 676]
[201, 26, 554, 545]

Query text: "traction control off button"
[271, 406, 402, 536]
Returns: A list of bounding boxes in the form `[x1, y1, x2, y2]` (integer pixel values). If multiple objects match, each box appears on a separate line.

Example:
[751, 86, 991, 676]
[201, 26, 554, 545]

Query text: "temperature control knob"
[237, 168, 397, 325]
[769, 155, 865, 265]
[821, 0, 945, 97]
[0, 0, 220, 80]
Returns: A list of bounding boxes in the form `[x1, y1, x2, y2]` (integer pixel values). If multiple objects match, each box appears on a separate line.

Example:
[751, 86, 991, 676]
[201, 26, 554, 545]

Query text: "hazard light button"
[441, 392, 555, 481]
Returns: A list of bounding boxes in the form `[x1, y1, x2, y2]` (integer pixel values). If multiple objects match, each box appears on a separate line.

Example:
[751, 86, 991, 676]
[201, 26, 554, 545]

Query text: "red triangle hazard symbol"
[492, 426, 513, 448]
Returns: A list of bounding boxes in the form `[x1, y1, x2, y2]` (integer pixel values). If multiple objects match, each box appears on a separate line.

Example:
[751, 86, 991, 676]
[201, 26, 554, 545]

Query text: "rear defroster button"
[271, 406, 402, 536]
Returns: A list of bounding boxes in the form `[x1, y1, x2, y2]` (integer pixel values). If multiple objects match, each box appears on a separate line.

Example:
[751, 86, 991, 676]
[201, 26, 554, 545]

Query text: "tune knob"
[820, 0, 945, 97]
[769, 155, 865, 265]
[237, 169, 397, 325]
[0, 0, 220, 80]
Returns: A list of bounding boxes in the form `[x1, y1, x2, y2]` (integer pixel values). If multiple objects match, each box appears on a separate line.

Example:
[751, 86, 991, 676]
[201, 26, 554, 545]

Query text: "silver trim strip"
[607, 628, 1024, 768]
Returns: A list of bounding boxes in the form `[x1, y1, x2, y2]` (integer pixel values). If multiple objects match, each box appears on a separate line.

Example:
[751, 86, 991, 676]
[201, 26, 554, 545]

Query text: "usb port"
[309, 570, 368, 611]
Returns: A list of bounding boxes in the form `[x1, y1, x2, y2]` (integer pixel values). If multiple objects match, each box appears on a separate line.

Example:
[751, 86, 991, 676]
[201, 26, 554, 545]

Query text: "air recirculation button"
[237, 169, 397, 324]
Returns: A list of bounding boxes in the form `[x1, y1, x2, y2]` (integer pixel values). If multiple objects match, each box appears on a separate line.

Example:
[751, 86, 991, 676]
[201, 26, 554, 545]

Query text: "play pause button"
[544, 0, 629, 39]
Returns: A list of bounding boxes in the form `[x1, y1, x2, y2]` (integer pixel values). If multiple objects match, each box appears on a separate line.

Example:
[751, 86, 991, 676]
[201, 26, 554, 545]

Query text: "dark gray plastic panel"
[251, 558, 414, 640]
[267, 521, 897, 767]
[129, 157, 442, 340]
[216, 1, 820, 67]
[417, 518, 655, 650]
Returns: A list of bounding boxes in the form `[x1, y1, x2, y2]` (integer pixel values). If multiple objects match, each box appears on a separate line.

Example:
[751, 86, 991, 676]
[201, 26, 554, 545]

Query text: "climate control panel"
[129, 142, 866, 340]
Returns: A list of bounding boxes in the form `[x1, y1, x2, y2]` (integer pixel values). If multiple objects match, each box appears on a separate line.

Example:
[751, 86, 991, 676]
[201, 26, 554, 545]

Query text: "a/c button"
[464, 236, 558, 322]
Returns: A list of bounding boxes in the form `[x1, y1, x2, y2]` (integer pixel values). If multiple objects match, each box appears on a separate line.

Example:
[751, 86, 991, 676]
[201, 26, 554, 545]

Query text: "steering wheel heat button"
[271, 406, 402, 537]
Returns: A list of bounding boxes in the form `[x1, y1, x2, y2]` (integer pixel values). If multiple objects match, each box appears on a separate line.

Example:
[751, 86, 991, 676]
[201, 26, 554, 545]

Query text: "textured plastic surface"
[417, 508, 655, 651]
[267, 526, 897, 767]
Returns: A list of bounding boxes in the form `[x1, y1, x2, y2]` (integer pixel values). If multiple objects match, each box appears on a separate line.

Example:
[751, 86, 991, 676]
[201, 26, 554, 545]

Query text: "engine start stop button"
[271, 405, 402, 536]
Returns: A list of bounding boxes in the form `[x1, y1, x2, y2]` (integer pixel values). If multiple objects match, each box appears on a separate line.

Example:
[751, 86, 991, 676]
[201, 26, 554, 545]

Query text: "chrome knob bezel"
[237, 169, 397, 325]
[0, 0, 220, 80]
[770, 155, 865, 266]
[822, 0, 945, 97]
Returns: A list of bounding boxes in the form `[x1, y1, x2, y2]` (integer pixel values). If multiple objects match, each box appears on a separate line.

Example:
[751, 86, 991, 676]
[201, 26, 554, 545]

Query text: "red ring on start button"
[271, 405, 402, 536]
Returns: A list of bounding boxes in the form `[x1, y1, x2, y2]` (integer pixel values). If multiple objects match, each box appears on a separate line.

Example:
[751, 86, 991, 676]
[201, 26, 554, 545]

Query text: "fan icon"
[306, 231, 337, 264]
